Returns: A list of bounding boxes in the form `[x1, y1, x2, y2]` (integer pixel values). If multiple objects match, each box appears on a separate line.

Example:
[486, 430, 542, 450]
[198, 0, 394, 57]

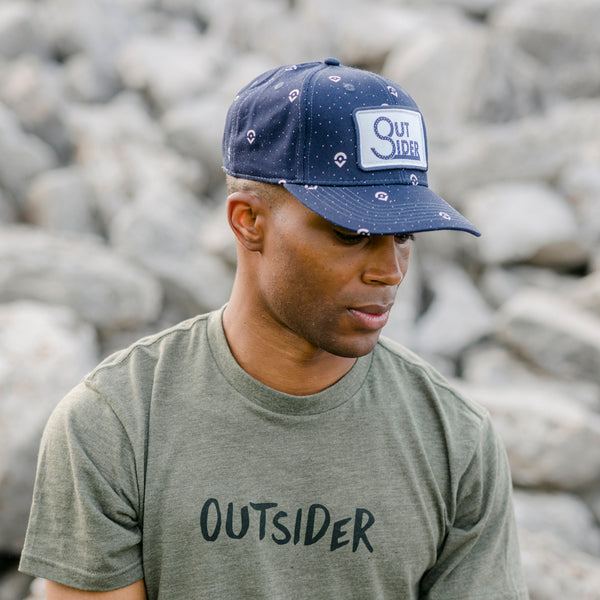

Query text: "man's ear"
[227, 191, 265, 252]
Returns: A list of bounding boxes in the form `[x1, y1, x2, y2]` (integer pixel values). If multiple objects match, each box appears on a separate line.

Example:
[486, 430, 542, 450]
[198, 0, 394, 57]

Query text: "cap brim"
[283, 183, 481, 237]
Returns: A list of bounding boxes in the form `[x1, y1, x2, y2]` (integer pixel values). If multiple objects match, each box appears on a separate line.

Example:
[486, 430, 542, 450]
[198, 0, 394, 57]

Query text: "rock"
[431, 100, 600, 208]
[162, 95, 230, 187]
[478, 265, 577, 309]
[0, 54, 71, 159]
[24, 167, 99, 235]
[65, 93, 207, 225]
[0, 302, 99, 553]
[513, 489, 600, 556]
[383, 17, 488, 135]
[558, 148, 600, 246]
[0, 187, 17, 224]
[0, 103, 57, 203]
[0, 564, 34, 600]
[39, 0, 137, 61]
[199, 197, 238, 268]
[0, 1, 47, 60]
[64, 51, 122, 103]
[564, 270, 600, 318]
[116, 33, 226, 112]
[411, 260, 493, 364]
[225, 0, 330, 66]
[382, 245, 423, 350]
[519, 529, 600, 600]
[298, 0, 427, 70]
[495, 288, 600, 384]
[586, 486, 600, 527]
[109, 182, 234, 314]
[22, 578, 45, 600]
[455, 380, 600, 490]
[462, 181, 588, 268]
[462, 341, 600, 413]
[0, 226, 163, 330]
[492, 0, 600, 100]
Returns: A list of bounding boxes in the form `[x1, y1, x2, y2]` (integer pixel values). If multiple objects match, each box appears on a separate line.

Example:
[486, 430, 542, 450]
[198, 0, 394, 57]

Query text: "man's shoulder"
[373, 335, 490, 427]
[92, 312, 213, 376]
[80, 310, 218, 409]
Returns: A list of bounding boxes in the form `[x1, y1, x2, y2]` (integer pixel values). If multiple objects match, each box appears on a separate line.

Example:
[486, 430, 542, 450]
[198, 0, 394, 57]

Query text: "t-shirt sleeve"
[420, 415, 529, 600]
[19, 381, 144, 591]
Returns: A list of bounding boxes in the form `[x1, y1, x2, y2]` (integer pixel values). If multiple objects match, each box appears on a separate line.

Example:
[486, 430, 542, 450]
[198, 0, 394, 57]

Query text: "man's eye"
[333, 230, 367, 244]
[394, 233, 415, 244]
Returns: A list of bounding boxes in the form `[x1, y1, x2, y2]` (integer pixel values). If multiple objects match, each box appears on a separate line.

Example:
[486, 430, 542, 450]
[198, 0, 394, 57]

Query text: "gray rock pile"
[1, 0, 599, 597]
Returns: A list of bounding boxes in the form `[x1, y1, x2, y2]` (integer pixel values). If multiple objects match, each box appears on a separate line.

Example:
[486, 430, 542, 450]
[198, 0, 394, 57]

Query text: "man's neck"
[222, 303, 356, 396]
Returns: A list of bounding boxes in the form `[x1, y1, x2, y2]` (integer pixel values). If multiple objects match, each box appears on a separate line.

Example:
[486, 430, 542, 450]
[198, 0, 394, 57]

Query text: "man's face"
[254, 189, 413, 359]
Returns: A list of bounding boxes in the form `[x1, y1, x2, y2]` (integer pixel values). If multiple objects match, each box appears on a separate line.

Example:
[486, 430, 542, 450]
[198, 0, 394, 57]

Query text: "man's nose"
[361, 236, 408, 286]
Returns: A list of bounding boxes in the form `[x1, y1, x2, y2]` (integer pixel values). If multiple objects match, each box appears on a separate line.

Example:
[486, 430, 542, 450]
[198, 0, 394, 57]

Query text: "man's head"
[222, 58, 480, 238]
[221, 59, 478, 360]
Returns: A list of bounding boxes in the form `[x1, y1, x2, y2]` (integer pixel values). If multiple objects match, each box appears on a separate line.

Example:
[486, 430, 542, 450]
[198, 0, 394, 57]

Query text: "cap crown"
[222, 60, 429, 188]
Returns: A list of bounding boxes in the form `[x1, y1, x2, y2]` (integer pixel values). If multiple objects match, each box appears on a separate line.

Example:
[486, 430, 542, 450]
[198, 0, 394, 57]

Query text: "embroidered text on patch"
[354, 108, 427, 171]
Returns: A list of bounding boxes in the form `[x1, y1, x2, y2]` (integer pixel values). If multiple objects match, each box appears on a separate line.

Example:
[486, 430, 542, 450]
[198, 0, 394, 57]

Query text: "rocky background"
[1, 0, 600, 598]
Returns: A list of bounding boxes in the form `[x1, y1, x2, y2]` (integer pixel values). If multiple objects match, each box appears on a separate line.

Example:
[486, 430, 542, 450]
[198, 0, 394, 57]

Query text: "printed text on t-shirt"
[200, 498, 375, 552]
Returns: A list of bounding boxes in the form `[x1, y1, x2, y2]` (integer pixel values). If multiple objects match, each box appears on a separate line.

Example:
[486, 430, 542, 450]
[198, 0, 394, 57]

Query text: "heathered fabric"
[20, 308, 528, 599]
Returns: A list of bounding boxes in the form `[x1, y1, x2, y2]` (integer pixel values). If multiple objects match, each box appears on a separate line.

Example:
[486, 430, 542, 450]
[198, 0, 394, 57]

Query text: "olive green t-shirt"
[20, 308, 528, 599]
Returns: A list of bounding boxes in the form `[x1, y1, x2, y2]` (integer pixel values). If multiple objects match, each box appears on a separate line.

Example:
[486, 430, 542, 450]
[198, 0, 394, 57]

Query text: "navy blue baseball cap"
[222, 58, 480, 236]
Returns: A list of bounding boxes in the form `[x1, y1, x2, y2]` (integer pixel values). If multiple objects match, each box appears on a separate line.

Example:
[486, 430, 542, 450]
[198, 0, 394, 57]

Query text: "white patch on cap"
[375, 191, 389, 201]
[289, 89, 299, 102]
[305, 184, 318, 190]
[410, 174, 419, 185]
[387, 86, 399, 97]
[354, 108, 427, 170]
[439, 212, 452, 220]
[329, 76, 341, 82]
[333, 152, 347, 167]
[246, 130, 256, 144]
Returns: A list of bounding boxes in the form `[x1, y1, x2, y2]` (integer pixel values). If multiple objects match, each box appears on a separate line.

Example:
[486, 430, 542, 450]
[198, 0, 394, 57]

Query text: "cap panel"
[301, 65, 428, 186]
[223, 62, 319, 182]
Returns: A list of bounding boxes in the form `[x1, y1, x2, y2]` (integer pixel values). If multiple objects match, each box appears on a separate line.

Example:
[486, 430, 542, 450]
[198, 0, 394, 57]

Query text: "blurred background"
[1, 0, 600, 598]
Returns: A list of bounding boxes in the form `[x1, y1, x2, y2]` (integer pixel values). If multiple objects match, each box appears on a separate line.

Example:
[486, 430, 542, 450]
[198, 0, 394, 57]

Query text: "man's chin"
[325, 331, 382, 359]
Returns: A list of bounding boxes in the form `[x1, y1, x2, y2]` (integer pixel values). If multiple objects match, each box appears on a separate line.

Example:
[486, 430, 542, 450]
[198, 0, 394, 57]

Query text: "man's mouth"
[347, 304, 392, 330]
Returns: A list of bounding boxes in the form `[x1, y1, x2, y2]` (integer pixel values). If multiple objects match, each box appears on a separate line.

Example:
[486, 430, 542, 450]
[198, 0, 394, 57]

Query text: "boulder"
[0, 302, 99, 553]
[0, 226, 163, 330]
[478, 265, 577, 309]
[513, 489, 600, 557]
[411, 260, 493, 363]
[0, 103, 57, 203]
[383, 17, 488, 135]
[116, 33, 226, 112]
[109, 182, 234, 314]
[519, 529, 600, 600]
[0, 54, 70, 159]
[430, 100, 600, 208]
[455, 380, 600, 490]
[24, 167, 99, 235]
[462, 181, 588, 268]
[495, 288, 600, 384]
[0, 1, 47, 60]
[492, 0, 600, 99]
[558, 148, 600, 246]
[162, 95, 230, 186]
[64, 51, 122, 104]
[462, 341, 600, 413]
[65, 93, 207, 225]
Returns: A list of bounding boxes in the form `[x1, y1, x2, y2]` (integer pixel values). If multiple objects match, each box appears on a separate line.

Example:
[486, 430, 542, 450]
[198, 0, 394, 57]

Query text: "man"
[20, 59, 528, 599]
